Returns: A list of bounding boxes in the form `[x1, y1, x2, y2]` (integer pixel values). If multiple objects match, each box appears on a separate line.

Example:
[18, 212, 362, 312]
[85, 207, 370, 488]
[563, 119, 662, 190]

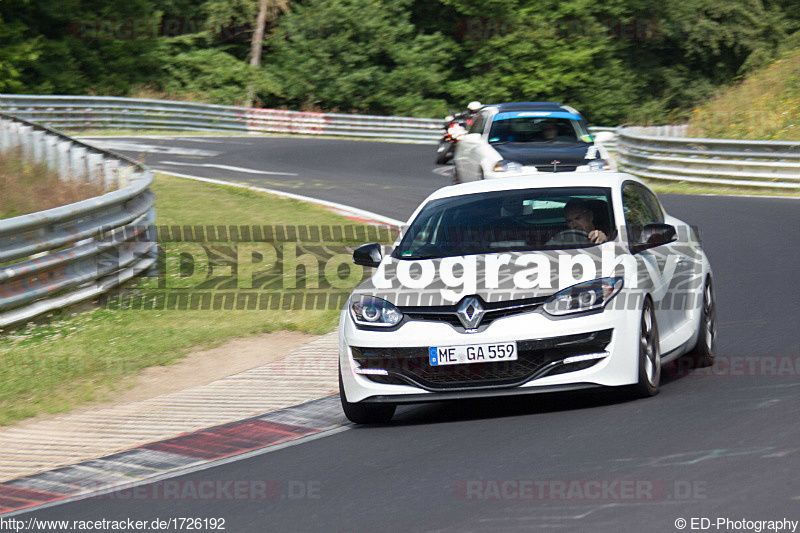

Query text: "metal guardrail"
[616, 126, 800, 189]
[0, 94, 615, 146]
[0, 95, 444, 143]
[0, 112, 157, 328]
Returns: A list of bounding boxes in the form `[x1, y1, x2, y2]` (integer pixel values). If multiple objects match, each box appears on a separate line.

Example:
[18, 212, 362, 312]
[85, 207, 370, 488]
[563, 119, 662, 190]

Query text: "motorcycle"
[435, 114, 468, 165]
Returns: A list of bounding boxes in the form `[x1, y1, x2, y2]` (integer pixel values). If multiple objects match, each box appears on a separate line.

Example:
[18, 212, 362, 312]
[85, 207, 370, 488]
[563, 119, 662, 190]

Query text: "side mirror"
[353, 242, 382, 268]
[633, 223, 677, 252]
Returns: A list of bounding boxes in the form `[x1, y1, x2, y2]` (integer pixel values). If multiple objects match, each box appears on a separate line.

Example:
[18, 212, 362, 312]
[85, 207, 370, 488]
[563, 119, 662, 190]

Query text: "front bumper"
[339, 304, 639, 404]
[360, 382, 603, 404]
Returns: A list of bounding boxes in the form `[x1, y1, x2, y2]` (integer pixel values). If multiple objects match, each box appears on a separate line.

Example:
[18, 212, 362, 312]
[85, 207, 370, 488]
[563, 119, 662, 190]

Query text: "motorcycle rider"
[457, 100, 482, 128]
[437, 101, 482, 165]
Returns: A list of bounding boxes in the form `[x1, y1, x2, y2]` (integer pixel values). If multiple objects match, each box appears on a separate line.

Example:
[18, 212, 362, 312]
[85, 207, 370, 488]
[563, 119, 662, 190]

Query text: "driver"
[541, 121, 558, 141]
[564, 199, 608, 244]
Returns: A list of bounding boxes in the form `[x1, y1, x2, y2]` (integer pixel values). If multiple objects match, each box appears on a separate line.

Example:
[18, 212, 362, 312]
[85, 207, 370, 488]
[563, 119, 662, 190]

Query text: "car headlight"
[350, 295, 403, 327]
[493, 160, 524, 172]
[587, 159, 611, 171]
[543, 277, 623, 316]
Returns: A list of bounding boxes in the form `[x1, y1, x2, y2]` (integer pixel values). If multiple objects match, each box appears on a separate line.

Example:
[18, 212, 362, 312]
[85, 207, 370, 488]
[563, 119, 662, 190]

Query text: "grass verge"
[0, 148, 107, 219]
[0, 173, 396, 425]
[645, 179, 800, 198]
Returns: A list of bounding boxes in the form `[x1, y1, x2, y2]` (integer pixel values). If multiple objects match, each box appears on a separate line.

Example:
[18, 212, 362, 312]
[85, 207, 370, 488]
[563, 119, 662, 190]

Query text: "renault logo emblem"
[457, 297, 485, 329]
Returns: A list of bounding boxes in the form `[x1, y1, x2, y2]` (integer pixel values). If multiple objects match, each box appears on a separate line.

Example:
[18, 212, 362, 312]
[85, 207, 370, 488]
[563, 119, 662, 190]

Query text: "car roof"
[489, 102, 567, 112]
[425, 172, 646, 203]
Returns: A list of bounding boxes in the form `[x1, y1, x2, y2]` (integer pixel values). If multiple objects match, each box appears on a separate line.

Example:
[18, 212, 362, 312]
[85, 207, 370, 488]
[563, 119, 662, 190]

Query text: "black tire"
[452, 164, 462, 184]
[339, 369, 396, 424]
[631, 298, 661, 398]
[435, 141, 454, 165]
[687, 277, 716, 367]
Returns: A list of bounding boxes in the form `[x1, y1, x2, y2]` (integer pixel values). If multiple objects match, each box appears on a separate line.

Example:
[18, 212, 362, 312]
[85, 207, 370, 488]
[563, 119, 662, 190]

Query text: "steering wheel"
[549, 229, 591, 244]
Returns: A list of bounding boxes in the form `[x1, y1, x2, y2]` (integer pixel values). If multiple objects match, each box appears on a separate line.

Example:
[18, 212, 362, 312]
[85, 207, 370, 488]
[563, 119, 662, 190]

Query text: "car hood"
[351, 244, 643, 308]
[493, 143, 595, 167]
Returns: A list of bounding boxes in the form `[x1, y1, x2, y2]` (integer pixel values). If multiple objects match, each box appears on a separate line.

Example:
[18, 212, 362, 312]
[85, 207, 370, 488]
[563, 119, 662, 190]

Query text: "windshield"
[488, 114, 592, 144]
[393, 187, 615, 259]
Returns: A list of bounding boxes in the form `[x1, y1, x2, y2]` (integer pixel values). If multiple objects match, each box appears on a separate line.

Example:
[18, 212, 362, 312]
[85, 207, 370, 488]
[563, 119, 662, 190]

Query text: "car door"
[639, 185, 701, 344]
[454, 111, 489, 180]
[622, 181, 682, 351]
[473, 115, 503, 177]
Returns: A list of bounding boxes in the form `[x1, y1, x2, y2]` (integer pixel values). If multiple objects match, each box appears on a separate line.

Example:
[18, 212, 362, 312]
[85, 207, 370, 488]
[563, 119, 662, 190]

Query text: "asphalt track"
[19, 136, 800, 531]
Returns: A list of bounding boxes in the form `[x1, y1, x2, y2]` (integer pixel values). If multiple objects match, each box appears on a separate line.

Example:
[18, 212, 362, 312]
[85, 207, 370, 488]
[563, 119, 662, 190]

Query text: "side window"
[469, 112, 488, 135]
[622, 182, 660, 247]
[637, 184, 664, 223]
[408, 210, 440, 249]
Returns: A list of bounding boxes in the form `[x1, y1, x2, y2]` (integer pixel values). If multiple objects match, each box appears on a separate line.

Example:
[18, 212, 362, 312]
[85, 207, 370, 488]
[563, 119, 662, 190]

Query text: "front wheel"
[687, 277, 716, 367]
[339, 369, 396, 424]
[630, 298, 661, 398]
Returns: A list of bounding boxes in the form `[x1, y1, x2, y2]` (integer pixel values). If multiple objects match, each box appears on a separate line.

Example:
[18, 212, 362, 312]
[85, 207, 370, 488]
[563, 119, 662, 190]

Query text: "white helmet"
[467, 101, 482, 111]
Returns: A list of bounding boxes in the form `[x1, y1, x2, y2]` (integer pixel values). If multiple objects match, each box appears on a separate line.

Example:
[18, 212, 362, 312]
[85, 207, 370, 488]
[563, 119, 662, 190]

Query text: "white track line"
[160, 161, 299, 176]
[155, 169, 405, 227]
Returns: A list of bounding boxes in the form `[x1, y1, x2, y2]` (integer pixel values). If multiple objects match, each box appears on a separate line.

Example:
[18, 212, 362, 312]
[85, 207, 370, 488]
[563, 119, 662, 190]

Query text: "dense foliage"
[1, 0, 798, 124]
[688, 47, 800, 140]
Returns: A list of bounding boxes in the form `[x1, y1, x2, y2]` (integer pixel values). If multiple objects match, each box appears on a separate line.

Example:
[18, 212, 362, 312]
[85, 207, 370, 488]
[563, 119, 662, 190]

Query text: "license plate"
[429, 342, 518, 366]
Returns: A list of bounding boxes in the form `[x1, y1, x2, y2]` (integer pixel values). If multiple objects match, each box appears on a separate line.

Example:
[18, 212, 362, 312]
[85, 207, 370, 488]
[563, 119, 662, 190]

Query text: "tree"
[263, 0, 454, 116]
[246, 0, 290, 107]
[0, 14, 41, 93]
[0, 0, 164, 95]
[440, 0, 642, 124]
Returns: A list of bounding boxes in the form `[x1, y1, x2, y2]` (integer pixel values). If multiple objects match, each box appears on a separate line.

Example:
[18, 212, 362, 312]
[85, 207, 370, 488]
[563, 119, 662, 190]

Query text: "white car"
[338, 172, 715, 423]
[452, 101, 614, 182]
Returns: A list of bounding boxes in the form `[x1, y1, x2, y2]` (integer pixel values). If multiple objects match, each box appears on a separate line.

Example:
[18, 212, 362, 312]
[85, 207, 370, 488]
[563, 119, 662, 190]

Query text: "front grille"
[352, 329, 612, 391]
[535, 165, 578, 173]
[400, 296, 548, 331]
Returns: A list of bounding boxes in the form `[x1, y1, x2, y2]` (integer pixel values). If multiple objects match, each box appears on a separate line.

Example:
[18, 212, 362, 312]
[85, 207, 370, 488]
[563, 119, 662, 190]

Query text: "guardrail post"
[57, 140, 71, 180]
[44, 134, 58, 169]
[70, 146, 88, 180]
[117, 164, 134, 188]
[19, 125, 34, 160]
[0, 119, 11, 151]
[103, 159, 119, 189]
[87, 153, 104, 185]
[32, 130, 45, 162]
